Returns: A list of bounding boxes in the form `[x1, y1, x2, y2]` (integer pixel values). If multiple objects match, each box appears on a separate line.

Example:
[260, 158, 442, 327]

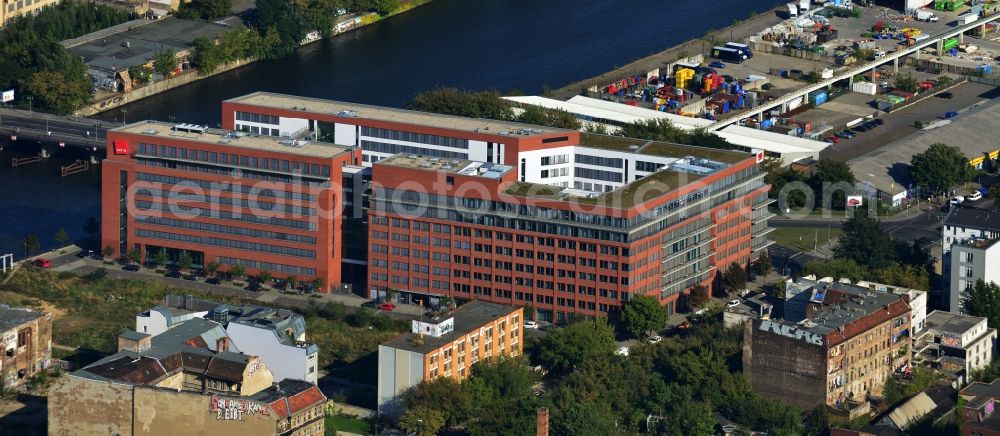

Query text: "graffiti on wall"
[210, 395, 270, 421]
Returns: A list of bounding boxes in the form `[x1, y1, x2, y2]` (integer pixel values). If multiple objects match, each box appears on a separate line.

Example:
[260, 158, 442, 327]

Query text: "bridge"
[707, 12, 1000, 130]
[0, 107, 110, 151]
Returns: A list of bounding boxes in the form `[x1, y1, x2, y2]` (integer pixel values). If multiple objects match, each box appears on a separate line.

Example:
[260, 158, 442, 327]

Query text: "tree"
[152, 50, 177, 77]
[894, 72, 919, 93]
[126, 248, 141, 264]
[311, 277, 325, 291]
[409, 88, 514, 121]
[258, 270, 273, 285]
[834, 207, 897, 269]
[620, 295, 667, 338]
[154, 251, 168, 269]
[372, 0, 399, 16]
[536, 319, 615, 373]
[385, 287, 397, 302]
[286, 274, 298, 289]
[250, 0, 307, 58]
[205, 260, 221, 277]
[803, 406, 830, 436]
[83, 216, 99, 243]
[963, 280, 1000, 329]
[803, 258, 869, 282]
[875, 262, 931, 291]
[22, 234, 39, 258]
[551, 401, 620, 436]
[988, 184, 1000, 202]
[809, 159, 856, 210]
[749, 252, 773, 277]
[686, 284, 711, 309]
[516, 105, 581, 130]
[398, 405, 445, 436]
[54, 227, 69, 248]
[102, 245, 114, 259]
[178, 253, 193, 271]
[229, 264, 245, 281]
[438, 295, 454, 310]
[23, 69, 92, 115]
[191, 37, 224, 74]
[721, 262, 748, 296]
[909, 143, 976, 195]
[401, 378, 474, 427]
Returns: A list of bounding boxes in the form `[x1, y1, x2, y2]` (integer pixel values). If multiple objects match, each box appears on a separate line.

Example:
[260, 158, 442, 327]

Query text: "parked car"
[945, 111, 959, 118]
[524, 320, 539, 329]
[245, 283, 262, 292]
[967, 191, 983, 201]
[825, 135, 840, 144]
[937, 92, 954, 99]
[378, 302, 396, 311]
[727, 299, 742, 308]
[837, 130, 856, 139]
[164, 270, 182, 279]
[615, 346, 630, 356]
[648, 335, 663, 344]
[863, 121, 878, 130]
[34, 258, 51, 268]
[871, 118, 884, 126]
[853, 124, 871, 132]
[361, 300, 379, 309]
[677, 321, 692, 330]
[206, 277, 222, 285]
[183, 274, 199, 281]
[950, 196, 965, 205]
[122, 264, 140, 272]
[709, 61, 726, 69]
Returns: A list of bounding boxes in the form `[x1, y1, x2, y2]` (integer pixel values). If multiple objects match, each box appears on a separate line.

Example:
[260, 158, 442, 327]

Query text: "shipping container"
[711, 46, 746, 63]
[851, 81, 877, 95]
[788, 3, 798, 17]
[959, 13, 979, 25]
[942, 37, 959, 51]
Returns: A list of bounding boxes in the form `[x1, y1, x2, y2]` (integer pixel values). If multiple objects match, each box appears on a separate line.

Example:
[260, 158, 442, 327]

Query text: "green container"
[943, 37, 959, 50]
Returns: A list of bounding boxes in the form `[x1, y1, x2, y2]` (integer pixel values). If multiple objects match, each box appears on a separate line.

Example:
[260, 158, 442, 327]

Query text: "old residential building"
[137, 294, 319, 384]
[378, 301, 523, 417]
[915, 310, 997, 385]
[744, 289, 911, 410]
[48, 318, 325, 436]
[0, 304, 51, 388]
[959, 379, 1000, 436]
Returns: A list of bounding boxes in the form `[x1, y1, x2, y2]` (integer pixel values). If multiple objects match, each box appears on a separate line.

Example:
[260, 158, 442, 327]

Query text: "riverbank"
[80, 0, 435, 117]
[550, 6, 785, 100]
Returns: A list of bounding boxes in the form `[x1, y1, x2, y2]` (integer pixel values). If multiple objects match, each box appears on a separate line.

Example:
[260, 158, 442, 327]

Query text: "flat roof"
[0, 305, 44, 333]
[579, 133, 748, 163]
[716, 125, 830, 154]
[227, 92, 572, 137]
[381, 301, 519, 354]
[114, 121, 354, 159]
[567, 95, 715, 129]
[503, 95, 651, 126]
[925, 310, 986, 335]
[376, 155, 513, 179]
[945, 202, 1000, 233]
[850, 99, 1000, 197]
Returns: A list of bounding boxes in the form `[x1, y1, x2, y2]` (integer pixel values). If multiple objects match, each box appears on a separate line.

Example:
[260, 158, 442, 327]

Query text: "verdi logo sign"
[759, 320, 823, 346]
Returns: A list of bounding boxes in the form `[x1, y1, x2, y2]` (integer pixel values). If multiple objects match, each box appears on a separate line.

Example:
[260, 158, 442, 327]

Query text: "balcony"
[660, 222, 714, 250]
[662, 238, 716, 264]
[753, 198, 776, 210]
[752, 226, 776, 239]
[752, 237, 775, 252]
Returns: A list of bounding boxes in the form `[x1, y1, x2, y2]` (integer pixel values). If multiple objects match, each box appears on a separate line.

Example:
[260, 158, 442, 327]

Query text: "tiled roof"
[84, 355, 167, 385]
[251, 379, 326, 420]
[826, 299, 910, 346]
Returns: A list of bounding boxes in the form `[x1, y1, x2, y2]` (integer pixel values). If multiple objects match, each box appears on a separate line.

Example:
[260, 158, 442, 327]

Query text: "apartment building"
[49, 318, 325, 436]
[101, 121, 361, 291]
[942, 202, 1000, 311]
[785, 276, 928, 335]
[959, 379, 1000, 436]
[915, 310, 997, 384]
[0, 304, 51, 388]
[377, 301, 522, 417]
[1, 0, 59, 28]
[744, 290, 912, 410]
[136, 294, 319, 384]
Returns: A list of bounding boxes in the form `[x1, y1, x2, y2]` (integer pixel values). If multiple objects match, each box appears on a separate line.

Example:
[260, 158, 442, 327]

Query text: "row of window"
[361, 140, 468, 160]
[218, 256, 316, 276]
[635, 161, 666, 172]
[360, 126, 470, 149]
[138, 159, 328, 187]
[235, 124, 280, 136]
[575, 154, 623, 168]
[136, 143, 331, 178]
[136, 215, 317, 244]
[136, 230, 316, 259]
[135, 188, 315, 216]
[135, 173, 316, 201]
[235, 111, 280, 125]
[574, 167, 624, 183]
[134, 200, 317, 231]
[539, 168, 569, 178]
[540, 155, 570, 166]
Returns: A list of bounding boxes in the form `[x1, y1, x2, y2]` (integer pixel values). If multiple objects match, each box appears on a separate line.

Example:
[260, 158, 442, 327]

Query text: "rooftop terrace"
[579, 133, 748, 163]
[227, 92, 572, 137]
[115, 121, 355, 159]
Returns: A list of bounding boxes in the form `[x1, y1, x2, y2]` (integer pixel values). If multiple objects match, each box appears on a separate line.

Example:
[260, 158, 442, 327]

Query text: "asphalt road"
[0, 108, 107, 148]
[821, 81, 1000, 162]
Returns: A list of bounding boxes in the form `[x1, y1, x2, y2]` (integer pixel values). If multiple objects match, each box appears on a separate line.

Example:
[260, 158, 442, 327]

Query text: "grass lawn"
[770, 226, 842, 252]
[325, 414, 372, 435]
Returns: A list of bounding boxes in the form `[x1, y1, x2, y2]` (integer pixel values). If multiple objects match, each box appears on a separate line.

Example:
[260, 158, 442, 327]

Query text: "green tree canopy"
[516, 105, 582, 129]
[909, 143, 976, 195]
[54, 227, 69, 247]
[536, 318, 615, 373]
[152, 50, 177, 77]
[620, 295, 667, 338]
[22, 234, 40, 258]
[409, 88, 514, 121]
[686, 284, 711, 309]
[833, 207, 897, 269]
[809, 159, 857, 210]
[401, 377, 474, 427]
[964, 280, 1000, 328]
[802, 258, 868, 282]
[894, 72, 919, 93]
[398, 405, 445, 436]
[721, 262, 748, 296]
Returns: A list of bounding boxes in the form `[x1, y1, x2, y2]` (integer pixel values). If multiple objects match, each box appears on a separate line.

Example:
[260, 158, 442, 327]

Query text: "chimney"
[118, 331, 152, 353]
[536, 407, 549, 436]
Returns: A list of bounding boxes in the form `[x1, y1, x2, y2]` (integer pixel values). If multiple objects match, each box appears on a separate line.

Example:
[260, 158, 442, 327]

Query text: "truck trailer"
[724, 42, 754, 59]
[711, 46, 747, 63]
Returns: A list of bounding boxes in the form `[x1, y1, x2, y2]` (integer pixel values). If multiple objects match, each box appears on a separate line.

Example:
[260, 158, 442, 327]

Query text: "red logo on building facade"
[113, 141, 129, 155]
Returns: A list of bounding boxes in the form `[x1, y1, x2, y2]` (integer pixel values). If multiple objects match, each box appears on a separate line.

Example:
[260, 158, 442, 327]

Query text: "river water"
[0, 0, 784, 256]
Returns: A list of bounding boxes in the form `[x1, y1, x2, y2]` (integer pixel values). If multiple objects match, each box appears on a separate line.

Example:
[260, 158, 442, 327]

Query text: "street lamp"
[26, 96, 33, 115]
[121, 108, 127, 126]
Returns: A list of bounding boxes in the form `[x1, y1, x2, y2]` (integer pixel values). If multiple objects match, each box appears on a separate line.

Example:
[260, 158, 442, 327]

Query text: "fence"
[327, 401, 376, 419]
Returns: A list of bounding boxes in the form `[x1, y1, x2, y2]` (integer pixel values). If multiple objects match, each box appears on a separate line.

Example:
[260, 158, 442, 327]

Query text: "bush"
[83, 268, 107, 281]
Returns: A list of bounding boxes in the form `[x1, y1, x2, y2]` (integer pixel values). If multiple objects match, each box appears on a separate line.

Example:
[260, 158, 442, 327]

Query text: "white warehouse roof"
[567, 95, 714, 130]
[502, 96, 647, 126]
